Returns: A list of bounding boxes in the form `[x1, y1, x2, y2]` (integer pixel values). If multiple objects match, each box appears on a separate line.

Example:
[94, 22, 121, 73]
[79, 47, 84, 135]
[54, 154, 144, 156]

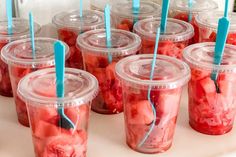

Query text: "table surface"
[0, 87, 236, 157]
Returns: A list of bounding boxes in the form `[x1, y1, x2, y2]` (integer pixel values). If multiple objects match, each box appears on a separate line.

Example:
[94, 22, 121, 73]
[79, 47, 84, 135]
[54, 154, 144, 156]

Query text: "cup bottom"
[0, 90, 13, 97]
[189, 120, 233, 135]
[126, 140, 172, 154]
[17, 114, 30, 127]
[91, 94, 122, 115]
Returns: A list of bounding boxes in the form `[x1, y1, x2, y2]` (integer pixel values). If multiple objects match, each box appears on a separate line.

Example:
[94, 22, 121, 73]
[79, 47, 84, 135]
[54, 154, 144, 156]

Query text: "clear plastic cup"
[1, 38, 69, 127]
[196, 12, 236, 45]
[17, 68, 98, 157]
[0, 18, 41, 97]
[77, 29, 141, 114]
[52, 10, 104, 69]
[115, 54, 190, 153]
[183, 42, 236, 135]
[169, 0, 218, 43]
[134, 18, 194, 60]
[111, 1, 161, 32]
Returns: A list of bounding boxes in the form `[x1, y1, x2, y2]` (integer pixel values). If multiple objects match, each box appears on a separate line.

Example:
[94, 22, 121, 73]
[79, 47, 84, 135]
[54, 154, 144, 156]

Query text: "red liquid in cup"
[123, 85, 182, 153]
[28, 104, 89, 157]
[0, 41, 12, 97]
[188, 68, 236, 135]
[58, 28, 83, 69]
[83, 53, 123, 114]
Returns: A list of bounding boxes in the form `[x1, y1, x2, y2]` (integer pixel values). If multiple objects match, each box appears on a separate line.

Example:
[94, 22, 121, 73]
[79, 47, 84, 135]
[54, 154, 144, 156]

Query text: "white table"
[0, 87, 236, 157]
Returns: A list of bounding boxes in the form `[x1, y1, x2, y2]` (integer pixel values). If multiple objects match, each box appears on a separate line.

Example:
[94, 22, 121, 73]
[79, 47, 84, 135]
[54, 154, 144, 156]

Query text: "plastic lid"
[116, 54, 190, 89]
[77, 29, 141, 57]
[1, 37, 69, 68]
[134, 17, 194, 42]
[18, 68, 99, 107]
[183, 42, 236, 73]
[111, 1, 162, 19]
[170, 0, 218, 13]
[52, 10, 104, 31]
[196, 12, 236, 32]
[0, 18, 41, 42]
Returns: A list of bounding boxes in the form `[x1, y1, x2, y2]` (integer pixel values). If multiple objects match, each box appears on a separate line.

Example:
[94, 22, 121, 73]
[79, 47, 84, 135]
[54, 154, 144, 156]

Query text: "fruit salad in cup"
[77, 29, 141, 114]
[183, 42, 236, 135]
[116, 54, 190, 153]
[0, 18, 40, 97]
[196, 12, 236, 45]
[17, 68, 99, 157]
[111, 1, 161, 32]
[169, 0, 218, 43]
[134, 18, 194, 60]
[52, 10, 104, 69]
[1, 38, 69, 127]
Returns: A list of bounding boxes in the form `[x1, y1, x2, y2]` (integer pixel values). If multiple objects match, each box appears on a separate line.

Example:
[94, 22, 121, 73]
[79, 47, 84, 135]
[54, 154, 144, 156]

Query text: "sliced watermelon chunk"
[117, 19, 133, 31]
[126, 100, 154, 125]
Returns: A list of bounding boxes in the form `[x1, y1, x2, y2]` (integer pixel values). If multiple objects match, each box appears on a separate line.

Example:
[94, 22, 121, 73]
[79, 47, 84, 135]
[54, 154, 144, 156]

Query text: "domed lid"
[18, 68, 99, 107]
[52, 10, 104, 31]
[1, 37, 69, 68]
[0, 18, 41, 41]
[134, 18, 194, 42]
[77, 29, 141, 57]
[116, 54, 190, 89]
[111, 1, 162, 19]
[183, 42, 236, 73]
[170, 0, 218, 13]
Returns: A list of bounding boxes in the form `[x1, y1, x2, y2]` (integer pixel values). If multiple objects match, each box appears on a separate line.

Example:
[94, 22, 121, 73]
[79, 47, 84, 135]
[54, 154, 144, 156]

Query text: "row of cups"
[0, 0, 236, 156]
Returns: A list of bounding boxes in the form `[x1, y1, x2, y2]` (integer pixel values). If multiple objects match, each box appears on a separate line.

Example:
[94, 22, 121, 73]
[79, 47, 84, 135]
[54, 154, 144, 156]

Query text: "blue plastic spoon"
[54, 41, 75, 129]
[104, 4, 112, 63]
[80, 0, 83, 17]
[211, 0, 230, 93]
[6, 0, 13, 35]
[132, 0, 140, 25]
[160, 0, 170, 33]
[188, 0, 193, 22]
[138, 27, 160, 147]
[29, 12, 35, 58]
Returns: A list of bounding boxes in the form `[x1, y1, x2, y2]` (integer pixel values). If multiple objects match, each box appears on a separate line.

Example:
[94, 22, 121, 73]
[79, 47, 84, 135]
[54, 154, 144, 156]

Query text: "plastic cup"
[52, 10, 104, 69]
[196, 12, 236, 45]
[183, 42, 236, 135]
[116, 54, 190, 153]
[0, 18, 41, 97]
[77, 29, 141, 114]
[111, 1, 161, 32]
[169, 0, 218, 43]
[17, 68, 98, 157]
[134, 18, 194, 60]
[1, 37, 69, 127]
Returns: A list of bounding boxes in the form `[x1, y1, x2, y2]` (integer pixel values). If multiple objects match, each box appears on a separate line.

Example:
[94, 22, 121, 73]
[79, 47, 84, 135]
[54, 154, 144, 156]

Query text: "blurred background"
[0, 0, 235, 37]
[0, 0, 235, 24]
